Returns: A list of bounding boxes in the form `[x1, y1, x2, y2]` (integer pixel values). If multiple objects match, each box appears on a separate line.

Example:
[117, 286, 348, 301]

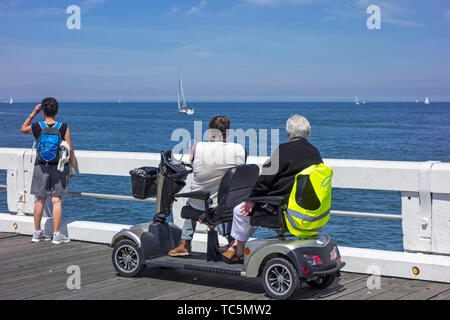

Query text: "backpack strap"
[54, 122, 62, 130]
[39, 121, 47, 129]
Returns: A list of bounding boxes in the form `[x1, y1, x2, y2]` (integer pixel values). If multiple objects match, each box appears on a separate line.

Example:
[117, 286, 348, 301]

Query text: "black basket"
[129, 167, 158, 199]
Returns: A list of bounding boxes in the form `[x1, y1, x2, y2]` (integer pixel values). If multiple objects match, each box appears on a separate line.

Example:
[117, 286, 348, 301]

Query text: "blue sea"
[1, 102, 449, 251]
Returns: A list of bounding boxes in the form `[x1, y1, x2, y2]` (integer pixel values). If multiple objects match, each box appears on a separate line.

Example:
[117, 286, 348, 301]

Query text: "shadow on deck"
[0, 232, 449, 300]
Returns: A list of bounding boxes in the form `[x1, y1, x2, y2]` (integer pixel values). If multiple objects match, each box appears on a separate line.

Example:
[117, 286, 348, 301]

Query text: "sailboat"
[178, 71, 195, 115]
[354, 96, 360, 105]
[8, 97, 13, 104]
[424, 97, 430, 105]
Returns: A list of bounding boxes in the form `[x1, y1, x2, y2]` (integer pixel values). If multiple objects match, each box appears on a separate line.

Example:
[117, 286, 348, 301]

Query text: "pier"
[1, 232, 449, 300]
[1, 147, 450, 299]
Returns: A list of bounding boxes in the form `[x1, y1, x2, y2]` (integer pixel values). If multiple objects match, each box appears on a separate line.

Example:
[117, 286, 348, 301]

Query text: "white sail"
[177, 71, 194, 115]
[179, 71, 187, 109]
[355, 96, 359, 105]
[8, 97, 13, 104]
[424, 97, 430, 104]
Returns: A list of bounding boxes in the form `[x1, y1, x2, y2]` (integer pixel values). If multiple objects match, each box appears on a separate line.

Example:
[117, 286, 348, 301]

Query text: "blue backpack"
[36, 121, 63, 164]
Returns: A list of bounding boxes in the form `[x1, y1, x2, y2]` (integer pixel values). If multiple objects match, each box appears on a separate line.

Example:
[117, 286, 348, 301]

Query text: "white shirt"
[188, 141, 246, 210]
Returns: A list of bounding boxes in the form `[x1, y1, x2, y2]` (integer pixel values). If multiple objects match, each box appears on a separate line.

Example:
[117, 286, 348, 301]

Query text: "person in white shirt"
[169, 116, 246, 256]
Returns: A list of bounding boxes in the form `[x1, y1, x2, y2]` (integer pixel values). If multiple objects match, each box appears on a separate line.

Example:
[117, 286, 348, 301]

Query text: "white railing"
[1, 147, 449, 255]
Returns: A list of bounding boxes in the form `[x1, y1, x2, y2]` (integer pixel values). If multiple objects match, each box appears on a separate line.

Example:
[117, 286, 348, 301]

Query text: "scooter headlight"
[330, 246, 338, 261]
[303, 254, 323, 266]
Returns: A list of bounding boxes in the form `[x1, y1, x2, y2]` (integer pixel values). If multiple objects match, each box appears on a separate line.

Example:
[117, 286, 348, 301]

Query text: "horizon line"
[2, 100, 450, 104]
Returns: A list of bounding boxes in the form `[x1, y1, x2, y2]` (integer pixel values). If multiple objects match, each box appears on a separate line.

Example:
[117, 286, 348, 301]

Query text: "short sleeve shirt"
[32, 122, 68, 141]
[31, 122, 68, 166]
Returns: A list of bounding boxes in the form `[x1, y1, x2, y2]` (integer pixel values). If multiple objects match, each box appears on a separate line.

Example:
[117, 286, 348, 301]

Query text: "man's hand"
[30, 103, 41, 118]
[69, 165, 75, 178]
[31, 104, 42, 117]
[21, 104, 41, 134]
[240, 201, 255, 216]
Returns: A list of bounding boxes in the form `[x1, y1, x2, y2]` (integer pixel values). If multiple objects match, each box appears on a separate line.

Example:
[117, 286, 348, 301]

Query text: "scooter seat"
[249, 207, 282, 229]
[180, 205, 206, 220]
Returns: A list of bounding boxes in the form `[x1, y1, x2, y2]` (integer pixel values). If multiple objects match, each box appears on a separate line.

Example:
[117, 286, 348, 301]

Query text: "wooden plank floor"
[0, 233, 449, 300]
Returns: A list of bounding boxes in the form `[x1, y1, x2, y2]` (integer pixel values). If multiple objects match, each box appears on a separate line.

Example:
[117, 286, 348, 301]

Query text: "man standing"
[21, 97, 76, 244]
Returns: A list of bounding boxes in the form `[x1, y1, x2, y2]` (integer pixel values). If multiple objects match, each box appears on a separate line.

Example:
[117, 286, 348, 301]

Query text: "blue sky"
[0, 0, 449, 101]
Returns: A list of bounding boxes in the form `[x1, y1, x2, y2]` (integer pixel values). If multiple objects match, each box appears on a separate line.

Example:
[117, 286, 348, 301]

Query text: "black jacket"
[250, 139, 323, 198]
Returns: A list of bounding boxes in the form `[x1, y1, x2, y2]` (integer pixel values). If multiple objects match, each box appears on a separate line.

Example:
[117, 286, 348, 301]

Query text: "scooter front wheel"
[112, 239, 144, 277]
[261, 257, 299, 300]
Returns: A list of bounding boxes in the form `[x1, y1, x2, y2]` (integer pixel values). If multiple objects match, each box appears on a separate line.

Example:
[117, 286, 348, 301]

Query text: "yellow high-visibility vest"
[285, 164, 333, 238]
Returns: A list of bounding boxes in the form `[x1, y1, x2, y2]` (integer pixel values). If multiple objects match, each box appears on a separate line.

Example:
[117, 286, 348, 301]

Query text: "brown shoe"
[169, 239, 192, 257]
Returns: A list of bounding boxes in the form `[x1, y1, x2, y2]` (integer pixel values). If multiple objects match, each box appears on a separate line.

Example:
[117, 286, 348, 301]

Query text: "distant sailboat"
[424, 97, 430, 105]
[354, 96, 360, 105]
[178, 71, 195, 115]
[118, 99, 122, 103]
[416, 99, 419, 103]
[8, 97, 13, 104]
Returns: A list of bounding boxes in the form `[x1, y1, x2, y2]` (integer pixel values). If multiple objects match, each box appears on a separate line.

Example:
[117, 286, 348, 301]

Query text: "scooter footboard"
[140, 222, 182, 260]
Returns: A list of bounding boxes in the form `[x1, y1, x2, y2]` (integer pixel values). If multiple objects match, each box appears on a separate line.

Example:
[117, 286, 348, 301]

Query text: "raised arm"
[21, 104, 41, 135]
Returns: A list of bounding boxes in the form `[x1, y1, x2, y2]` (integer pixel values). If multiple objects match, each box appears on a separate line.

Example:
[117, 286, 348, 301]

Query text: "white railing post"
[430, 163, 450, 255]
[7, 150, 35, 216]
[402, 162, 450, 255]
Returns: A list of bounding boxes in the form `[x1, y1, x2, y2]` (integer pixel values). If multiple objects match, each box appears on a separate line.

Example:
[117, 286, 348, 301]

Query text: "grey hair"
[286, 115, 311, 139]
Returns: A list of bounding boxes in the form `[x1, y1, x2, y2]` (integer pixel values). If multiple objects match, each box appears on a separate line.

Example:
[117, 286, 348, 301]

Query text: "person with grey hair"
[221, 114, 323, 263]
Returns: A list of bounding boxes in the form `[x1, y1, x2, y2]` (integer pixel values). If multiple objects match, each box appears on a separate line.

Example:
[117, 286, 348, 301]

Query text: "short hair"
[286, 115, 311, 139]
[41, 97, 59, 117]
[209, 116, 230, 141]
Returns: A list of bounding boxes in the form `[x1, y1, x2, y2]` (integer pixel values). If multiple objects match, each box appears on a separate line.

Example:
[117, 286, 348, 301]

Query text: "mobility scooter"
[111, 151, 345, 300]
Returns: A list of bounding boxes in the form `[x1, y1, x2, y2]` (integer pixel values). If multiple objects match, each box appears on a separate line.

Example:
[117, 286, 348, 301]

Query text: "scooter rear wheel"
[112, 239, 144, 277]
[261, 257, 299, 300]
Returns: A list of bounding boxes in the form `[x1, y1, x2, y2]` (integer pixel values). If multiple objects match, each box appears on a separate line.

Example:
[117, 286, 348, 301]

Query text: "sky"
[0, 0, 449, 102]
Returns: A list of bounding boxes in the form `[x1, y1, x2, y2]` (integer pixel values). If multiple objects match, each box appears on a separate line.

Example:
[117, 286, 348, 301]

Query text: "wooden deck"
[1, 232, 449, 300]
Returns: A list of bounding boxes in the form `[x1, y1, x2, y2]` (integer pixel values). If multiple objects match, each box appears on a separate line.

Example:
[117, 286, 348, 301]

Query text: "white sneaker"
[31, 231, 51, 243]
[52, 233, 71, 244]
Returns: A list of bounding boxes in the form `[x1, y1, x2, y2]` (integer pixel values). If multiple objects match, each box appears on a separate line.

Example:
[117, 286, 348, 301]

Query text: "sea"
[1, 102, 449, 252]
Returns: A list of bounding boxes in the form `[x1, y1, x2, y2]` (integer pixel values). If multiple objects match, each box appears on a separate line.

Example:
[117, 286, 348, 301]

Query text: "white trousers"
[230, 202, 258, 242]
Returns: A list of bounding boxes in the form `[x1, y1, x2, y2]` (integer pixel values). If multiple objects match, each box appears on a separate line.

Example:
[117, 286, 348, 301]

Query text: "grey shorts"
[30, 163, 69, 198]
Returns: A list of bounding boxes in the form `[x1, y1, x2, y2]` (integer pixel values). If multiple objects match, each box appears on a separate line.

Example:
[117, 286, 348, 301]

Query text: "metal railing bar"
[1, 184, 402, 220]
[331, 210, 402, 220]
[67, 192, 156, 203]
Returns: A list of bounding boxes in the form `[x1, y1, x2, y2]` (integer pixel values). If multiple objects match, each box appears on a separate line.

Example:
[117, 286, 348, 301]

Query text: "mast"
[177, 72, 181, 110]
